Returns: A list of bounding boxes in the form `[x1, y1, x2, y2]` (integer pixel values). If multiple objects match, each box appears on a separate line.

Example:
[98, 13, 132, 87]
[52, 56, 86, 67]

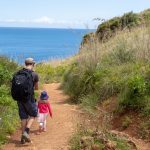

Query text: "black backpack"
[11, 68, 34, 102]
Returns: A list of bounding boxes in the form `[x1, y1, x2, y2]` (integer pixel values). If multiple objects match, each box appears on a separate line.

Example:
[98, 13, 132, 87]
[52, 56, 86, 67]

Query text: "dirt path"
[3, 83, 79, 150]
[3, 83, 150, 150]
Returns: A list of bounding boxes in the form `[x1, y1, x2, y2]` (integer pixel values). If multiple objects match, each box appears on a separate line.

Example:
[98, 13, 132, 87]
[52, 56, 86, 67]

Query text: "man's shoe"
[22, 131, 31, 143]
[21, 135, 26, 144]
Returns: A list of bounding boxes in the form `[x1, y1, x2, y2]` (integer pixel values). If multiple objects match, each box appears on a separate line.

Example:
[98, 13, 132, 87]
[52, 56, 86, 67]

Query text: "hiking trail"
[2, 83, 150, 150]
[3, 83, 79, 150]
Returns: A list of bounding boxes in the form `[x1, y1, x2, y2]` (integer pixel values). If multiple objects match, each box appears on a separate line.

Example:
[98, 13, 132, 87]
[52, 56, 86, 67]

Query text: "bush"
[36, 63, 67, 84]
[82, 9, 150, 46]
[63, 64, 85, 101]
[96, 11, 140, 41]
[119, 74, 146, 109]
[0, 57, 19, 146]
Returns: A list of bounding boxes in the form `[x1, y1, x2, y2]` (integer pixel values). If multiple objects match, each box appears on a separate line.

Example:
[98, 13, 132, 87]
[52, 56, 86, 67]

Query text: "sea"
[0, 27, 92, 64]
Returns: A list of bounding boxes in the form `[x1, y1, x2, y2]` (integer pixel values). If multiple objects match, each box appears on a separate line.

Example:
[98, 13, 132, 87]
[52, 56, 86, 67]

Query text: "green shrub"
[36, 63, 67, 83]
[119, 74, 146, 109]
[0, 56, 19, 146]
[0, 57, 18, 86]
[121, 12, 140, 29]
[82, 9, 150, 45]
[96, 11, 140, 41]
[63, 66, 84, 101]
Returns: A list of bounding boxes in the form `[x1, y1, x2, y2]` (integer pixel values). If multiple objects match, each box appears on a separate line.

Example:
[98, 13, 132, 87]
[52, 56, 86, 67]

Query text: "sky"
[0, 0, 149, 29]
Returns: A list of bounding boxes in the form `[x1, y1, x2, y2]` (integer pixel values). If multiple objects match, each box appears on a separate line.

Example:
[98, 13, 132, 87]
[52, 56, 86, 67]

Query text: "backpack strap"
[22, 68, 34, 83]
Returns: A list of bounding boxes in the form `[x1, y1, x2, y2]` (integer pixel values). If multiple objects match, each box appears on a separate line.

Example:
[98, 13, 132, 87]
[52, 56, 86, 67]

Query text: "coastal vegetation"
[35, 61, 67, 84]
[30, 9, 150, 149]
[63, 26, 150, 116]
[82, 9, 150, 44]
[0, 57, 19, 145]
[61, 9, 150, 148]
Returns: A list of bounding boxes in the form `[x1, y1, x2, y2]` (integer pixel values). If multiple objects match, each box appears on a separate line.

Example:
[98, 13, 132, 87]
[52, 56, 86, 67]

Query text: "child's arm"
[47, 102, 52, 118]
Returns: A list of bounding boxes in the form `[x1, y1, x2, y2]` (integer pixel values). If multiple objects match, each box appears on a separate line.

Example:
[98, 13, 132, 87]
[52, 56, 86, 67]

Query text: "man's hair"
[25, 58, 35, 66]
[25, 62, 34, 66]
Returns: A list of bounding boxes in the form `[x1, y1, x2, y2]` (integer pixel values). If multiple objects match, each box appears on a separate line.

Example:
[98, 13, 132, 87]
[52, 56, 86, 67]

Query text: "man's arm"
[32, 72, 39, 90]
[34, 82, 39, 90]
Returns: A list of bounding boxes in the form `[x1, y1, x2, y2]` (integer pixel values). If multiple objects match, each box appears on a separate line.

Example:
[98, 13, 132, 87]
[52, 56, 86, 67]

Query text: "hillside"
[60, 9, 150, 149]
[81, 9, 150, 46]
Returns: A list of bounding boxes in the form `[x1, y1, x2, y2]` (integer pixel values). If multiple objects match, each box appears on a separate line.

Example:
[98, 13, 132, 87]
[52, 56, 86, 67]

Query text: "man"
[17, 58, 39, 144]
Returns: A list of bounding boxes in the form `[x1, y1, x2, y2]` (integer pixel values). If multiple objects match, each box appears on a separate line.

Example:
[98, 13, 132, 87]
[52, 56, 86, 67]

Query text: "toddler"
[38, 91, 52, 132]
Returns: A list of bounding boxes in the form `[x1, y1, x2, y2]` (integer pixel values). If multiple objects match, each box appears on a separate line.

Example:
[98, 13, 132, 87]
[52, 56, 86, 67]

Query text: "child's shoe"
[39, 122, 44, 132]
[43, 128, 47, 132]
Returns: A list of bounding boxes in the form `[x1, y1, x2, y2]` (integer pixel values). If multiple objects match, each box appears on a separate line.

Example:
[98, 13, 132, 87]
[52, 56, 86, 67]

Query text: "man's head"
[25, 58, 35, 69]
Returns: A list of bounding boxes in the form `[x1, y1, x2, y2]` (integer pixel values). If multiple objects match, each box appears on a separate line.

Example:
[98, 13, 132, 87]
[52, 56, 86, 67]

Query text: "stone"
[105, 140, 116, 150]
[91, 144, 103, 150]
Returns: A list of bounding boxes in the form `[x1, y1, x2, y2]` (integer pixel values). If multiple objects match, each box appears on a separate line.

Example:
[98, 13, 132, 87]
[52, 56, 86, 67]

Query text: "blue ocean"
[0, 27, 92, 64]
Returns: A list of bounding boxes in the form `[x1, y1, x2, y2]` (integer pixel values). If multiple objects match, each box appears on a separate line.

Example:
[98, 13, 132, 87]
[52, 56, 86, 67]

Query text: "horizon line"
[0, 26, 96, 30]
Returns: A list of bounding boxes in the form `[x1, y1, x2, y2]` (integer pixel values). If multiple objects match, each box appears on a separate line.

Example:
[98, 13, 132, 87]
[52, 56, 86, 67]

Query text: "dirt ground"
[3, 83, 79, 150]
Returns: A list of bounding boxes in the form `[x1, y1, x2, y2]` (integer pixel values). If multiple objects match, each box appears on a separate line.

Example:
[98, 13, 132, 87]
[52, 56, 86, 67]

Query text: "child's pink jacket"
[38, 101, 52, 117]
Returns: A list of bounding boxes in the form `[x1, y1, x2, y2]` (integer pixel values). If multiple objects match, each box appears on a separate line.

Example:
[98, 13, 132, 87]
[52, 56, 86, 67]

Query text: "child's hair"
[40, 91, 49, 100]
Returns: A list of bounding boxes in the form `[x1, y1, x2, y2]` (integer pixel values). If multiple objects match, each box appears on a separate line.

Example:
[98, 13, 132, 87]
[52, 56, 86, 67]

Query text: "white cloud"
[0, 16, 55, 24]
[33, 16, 55, 24]
[0, 16, 97, 28]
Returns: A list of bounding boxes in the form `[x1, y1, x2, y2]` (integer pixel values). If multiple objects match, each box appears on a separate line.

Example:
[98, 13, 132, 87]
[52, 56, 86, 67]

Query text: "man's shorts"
[17, 100, 38, 120]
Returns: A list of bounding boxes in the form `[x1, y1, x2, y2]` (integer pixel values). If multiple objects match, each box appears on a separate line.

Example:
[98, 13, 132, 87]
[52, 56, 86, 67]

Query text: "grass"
[35, 59, 70, 84]
[80, 93, 99, 114]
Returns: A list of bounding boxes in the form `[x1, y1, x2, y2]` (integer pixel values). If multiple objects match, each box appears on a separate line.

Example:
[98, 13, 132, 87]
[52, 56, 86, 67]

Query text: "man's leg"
[22, 100, 37, 142]
[22, 117, 35, 142]
[21, 119, 27, 133]
[17, 102, 29, 144]
[26, 117, 35, 131]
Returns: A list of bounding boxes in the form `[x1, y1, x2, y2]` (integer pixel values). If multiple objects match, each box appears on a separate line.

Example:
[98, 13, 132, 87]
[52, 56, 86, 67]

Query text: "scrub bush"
[0, 57, 19, 146]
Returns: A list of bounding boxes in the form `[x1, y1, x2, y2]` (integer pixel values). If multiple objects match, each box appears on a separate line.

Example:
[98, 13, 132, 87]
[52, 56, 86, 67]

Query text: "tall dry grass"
[79, 26, 150, 66]
[62, 26, 150, 115]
